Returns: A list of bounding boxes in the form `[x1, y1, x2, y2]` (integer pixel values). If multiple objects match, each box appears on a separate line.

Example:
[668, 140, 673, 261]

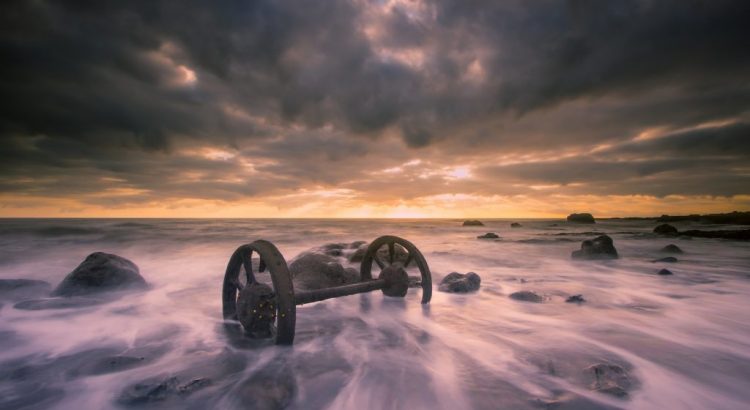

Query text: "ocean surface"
[1, 218, 749, 410]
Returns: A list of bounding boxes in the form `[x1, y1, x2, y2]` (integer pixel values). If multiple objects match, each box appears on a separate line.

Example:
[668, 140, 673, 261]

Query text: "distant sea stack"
[462, 220, 484, 226]
[567, 213, 596, 224]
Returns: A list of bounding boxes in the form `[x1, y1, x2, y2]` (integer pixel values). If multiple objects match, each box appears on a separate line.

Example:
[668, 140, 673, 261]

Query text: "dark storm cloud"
[1, 0, 749, 205]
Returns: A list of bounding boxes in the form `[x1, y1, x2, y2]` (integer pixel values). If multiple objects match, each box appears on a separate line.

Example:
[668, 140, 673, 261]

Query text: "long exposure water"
[1, 218, 749, 409]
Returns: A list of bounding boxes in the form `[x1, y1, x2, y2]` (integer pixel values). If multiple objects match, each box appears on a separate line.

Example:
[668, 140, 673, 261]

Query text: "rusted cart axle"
[222, 236, 431, 345]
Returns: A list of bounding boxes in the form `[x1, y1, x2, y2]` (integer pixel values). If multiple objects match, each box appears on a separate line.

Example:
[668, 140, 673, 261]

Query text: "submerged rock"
[566, 294, 585, 303]
[657, 268, 673, 275]
[653, 224, 678, 235]
[14, 297, 107, 310]
[652, 257, 677, 263]
[477, 232, 499, 239]
[571, 235, 619, 260]
[660, 244, 684, 253]
[116, 375, 211, 405]
[289, 252, 359, 290]
[52, 252, 147, 297]
[585, 363, 633, 398]
[0, 279, 51, 301]
[438, 272, 481, 293]
[462, 220, 484, 226]
[510, 222, 522, 228]
[509, 291, 544, 303]
[567, 213, 596, 224]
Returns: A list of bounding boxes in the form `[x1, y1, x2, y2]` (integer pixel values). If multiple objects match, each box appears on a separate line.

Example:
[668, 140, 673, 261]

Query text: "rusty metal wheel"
[360, 235, 432, 304]
[222, 240, 296, 345]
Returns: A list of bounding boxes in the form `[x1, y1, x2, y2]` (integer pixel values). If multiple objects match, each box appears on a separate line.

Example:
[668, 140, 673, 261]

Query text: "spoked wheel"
[360, 235, 432, 304]
[222, 240, 296, 345]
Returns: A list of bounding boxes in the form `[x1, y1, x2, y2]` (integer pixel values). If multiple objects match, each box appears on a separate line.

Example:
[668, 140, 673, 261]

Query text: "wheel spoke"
[242, 251, 256, 284]
[404, 251, 413, 268]
[374, 255, 386, 270]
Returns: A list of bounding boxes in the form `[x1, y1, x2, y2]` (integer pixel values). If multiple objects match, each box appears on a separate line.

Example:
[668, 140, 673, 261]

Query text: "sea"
[0, 218, 749, 410]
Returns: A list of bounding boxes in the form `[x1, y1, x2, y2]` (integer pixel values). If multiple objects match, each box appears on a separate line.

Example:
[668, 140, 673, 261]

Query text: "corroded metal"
[222, 240, 296, 345]
[360, 235, 432, 304]
[223, 235, 432, 345]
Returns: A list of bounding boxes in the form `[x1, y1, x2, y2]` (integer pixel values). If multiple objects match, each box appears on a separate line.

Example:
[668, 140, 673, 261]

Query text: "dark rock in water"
[477, 232, 499, 239]
[348, 245, 367, 263]
[585, 363, 633, 398]
[289, 252, 359, 290]
[117, 376, 212, 405]
[229, 359, 297, 410]
[52, 252, 147, 297]
[349, 240, 366, 249]
[567, 213, 595, 224]
[652, 257, 677, 263]
[462, 219, 484, 226]
[660, 244, 684, 253]
[571, 235, 618, 260]
[658, 268, 673, 275]
[438, 272, 481, 293]
[510, 222, 522, 228]
[509, 291, 544, 303]
[0, 279, 51, 301]
[566, 294, 585, 303]
[653, 224, 678, 235]
[14, 297, 107, 310]
[680, 229, 750, 241]
[320, 243, 347, 257]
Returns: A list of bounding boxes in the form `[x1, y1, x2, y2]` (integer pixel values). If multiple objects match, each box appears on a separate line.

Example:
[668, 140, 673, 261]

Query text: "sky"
[1, 0, 749, 218]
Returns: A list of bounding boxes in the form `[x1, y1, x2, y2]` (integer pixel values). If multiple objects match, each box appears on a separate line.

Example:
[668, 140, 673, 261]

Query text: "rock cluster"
[462, 220, 485, 226]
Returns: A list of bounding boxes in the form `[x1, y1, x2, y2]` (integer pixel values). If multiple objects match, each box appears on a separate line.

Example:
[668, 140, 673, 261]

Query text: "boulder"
[288, 252, 359, 290]
[660, 244, 684, 253]
[509, 291, 544, 303]
[52, 253, 147, 297]
[571, 235, 619, 260]
[584, 363, 633, 398]
[477, 232, 499, 239]
[348, 246, 367, 263]
[657, 269, 673, 275]
[376, 243, 409, 265]
[653, 224, 678, 235]
[652, 256, 677, 263]
[566, 294, 585, 303]
[567, 213, 596, 224]
[510, 222, 522, 228]
[462, 220, 484, 226]
[438, 272, 481, 293]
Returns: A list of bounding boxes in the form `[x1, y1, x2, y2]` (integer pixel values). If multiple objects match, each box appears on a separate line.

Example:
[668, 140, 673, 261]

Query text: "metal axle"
[294, 278, 387, 305]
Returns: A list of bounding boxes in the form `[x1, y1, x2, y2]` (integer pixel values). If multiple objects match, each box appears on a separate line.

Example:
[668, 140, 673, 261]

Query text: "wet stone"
[660, 244, 684, 253]
[654, 224, 678, 235]
[566, 294, 585, 303]
[510, 222, 522, 228]
[53, 252, 147, 297]
[658, 268, 674, 275]
[510, 291, 544, 303]
[477, 232, 499, 239]
[462, 219, 484, 226]
[652, 257, 678, 263]
[567, 213, 596, 224]
[571, 235, 619, 260]
[585, 363, 633, 398]
[438, 272, 481, 293]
